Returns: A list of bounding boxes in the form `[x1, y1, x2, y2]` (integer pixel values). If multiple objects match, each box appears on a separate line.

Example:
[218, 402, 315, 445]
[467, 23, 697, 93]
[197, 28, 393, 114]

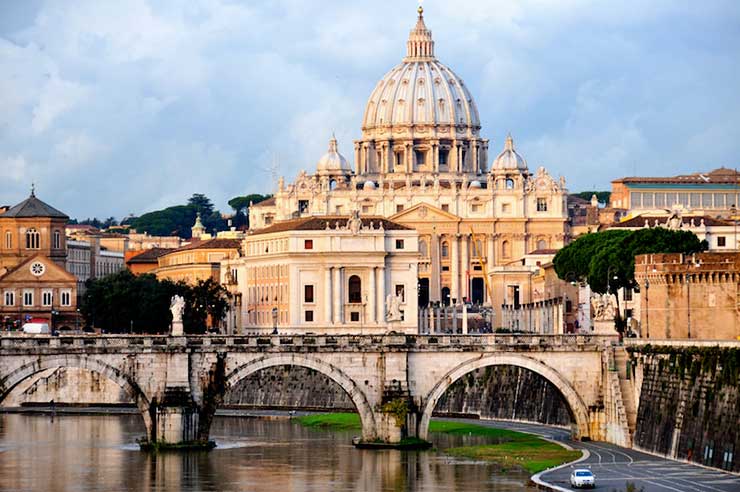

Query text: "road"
[440, 418, 740, 492]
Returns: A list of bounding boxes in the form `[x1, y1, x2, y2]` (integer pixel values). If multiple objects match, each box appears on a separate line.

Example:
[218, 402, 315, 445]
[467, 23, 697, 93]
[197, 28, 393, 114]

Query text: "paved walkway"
[441, 418, 740, 492]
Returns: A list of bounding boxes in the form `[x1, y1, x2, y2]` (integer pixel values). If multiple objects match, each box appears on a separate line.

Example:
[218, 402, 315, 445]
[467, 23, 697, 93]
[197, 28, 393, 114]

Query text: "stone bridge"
[0, 333, 625, 447]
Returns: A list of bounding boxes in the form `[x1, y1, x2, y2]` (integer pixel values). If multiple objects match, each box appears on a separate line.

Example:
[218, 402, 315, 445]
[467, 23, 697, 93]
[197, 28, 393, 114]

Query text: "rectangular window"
[726, 193, 737, 208]
[442, 266, 449, 272]
[335, 205, 343, 214]
[656, 193, 666, 207]
[305, 310, 314, 322]
[441, 204, 449, 212]
[264, 215, 273, 225]
[396, 204, 404, 213]
[298, 200, 309, 213]
[53, 231, 60, 249]
[502, 203, 511, 213]
[439, 149, 448, 166]
[395, 239, 405, 249]
[395, 284, 405, 302]
[362, 205, 372, 214]
[702, 193, 712, 208]
[60, 290, 71, 307]
[471, 203, 481, 213]
[630, 192, 642, 208]
[304, 284, 314, 303]
[395, 152, 403, 168]
[304, 239, 313, 250]
[536, 198, 548, 212]
[4, 291, 14, 306]
[42, 290, 53, 307]
[690, 193, 700, 208]
[350, 311, 360, 322]
[4, 231, 11, 248]
[713, 193, 725, 208]
[415, 150, 426, 166]
[718, 236, 726, 247]
[623, 288, 633, 301]
[642, 193, 654, 208]
[678, 193, 689, 207]
[23, 290, 33, 307]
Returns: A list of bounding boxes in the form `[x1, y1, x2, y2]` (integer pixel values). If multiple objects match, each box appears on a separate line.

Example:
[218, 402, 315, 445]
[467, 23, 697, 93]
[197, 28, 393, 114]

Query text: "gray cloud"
[1, 0, 739, 219]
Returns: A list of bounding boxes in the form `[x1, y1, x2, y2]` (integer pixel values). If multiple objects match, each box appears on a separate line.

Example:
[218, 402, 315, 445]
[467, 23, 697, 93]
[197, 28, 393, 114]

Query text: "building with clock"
[248, 7, 569, 326]
[0, 189, 78, 329]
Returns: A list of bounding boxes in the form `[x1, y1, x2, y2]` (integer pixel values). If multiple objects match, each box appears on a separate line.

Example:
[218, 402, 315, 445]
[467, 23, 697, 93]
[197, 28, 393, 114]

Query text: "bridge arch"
[0, 355, 153, 438]
[419, 354, 590, 440]
[224, 354, 377, 440]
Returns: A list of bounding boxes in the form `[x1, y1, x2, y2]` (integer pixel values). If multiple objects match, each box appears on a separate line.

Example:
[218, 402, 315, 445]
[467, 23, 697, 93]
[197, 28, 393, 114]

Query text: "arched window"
[537, 239, 547, 250]
[502, 240, 511, 258]
[329, 179, 337, 191]
[53, 230, 61, 249]
[506, 178, 514, 189]
[441, 241, 449, 258]
[4, 231, 11, 249]
[419, 239, 429, 258]
[25, 228, 40, 249]
[348, 275, 362, 303]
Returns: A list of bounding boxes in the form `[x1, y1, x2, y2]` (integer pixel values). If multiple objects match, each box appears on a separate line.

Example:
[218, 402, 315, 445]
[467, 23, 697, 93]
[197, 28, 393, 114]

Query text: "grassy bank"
[294, 413, 580, 474]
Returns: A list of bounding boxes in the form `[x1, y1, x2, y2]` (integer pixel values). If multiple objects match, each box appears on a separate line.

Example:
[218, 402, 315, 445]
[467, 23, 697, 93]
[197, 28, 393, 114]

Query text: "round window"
[30, 261, 46, 277]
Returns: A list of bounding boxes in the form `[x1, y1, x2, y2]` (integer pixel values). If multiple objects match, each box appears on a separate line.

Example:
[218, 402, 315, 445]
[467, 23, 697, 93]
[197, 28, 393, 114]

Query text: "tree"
[228, 194, 272, 229]
[127, 205, 196, 237]
[181, 278, 231, 334]
[573, 191, 611, 204]
[554, 228, 708, 332]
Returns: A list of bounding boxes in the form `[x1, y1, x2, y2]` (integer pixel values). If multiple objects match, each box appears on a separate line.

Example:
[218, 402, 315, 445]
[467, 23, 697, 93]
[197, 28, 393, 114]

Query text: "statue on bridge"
[591, 293, 616, 321]
[170, 295, 185, 336]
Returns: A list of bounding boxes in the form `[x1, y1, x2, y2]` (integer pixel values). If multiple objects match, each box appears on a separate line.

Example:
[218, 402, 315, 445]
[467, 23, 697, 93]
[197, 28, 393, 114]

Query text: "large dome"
[361, 8, 480, 136]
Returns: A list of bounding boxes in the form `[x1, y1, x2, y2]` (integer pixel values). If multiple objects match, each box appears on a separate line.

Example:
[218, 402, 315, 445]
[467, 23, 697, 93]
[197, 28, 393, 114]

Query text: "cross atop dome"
[405, 4, 435, 61]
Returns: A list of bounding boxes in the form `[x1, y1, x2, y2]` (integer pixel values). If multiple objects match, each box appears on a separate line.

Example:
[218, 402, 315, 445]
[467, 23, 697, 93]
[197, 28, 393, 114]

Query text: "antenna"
[259, 150, 281, 193]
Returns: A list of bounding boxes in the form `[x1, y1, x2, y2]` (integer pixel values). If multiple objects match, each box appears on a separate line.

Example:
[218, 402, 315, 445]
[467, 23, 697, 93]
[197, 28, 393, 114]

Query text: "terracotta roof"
[126, 248, 173, 264]
[0, 193, 68, 219]
[250, 216, 410, 235]
[611, 215, 731, 228]
[171, 238, 242, 252]
[250, 197, 276, 208]
[613, 167, 740, 185]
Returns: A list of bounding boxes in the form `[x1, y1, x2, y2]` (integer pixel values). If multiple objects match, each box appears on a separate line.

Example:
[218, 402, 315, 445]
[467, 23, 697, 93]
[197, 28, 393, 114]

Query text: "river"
[0, 413, 537, 491]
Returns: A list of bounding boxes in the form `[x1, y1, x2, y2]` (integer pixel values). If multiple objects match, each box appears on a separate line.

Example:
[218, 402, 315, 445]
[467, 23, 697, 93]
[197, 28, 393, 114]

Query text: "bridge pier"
[141, 387, 215, 451]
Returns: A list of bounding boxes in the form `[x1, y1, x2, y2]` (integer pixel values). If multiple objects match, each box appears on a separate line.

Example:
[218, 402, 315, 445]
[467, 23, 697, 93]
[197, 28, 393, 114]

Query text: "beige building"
[155, 238, 241, 285]
[224, 215, 419, 334]
[249, 7, 568, 326]
[635, 252, 740, 340]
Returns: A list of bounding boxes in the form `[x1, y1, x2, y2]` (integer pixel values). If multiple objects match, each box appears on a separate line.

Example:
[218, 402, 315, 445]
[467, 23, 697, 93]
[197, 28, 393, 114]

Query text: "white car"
[570, 469, 595, 489]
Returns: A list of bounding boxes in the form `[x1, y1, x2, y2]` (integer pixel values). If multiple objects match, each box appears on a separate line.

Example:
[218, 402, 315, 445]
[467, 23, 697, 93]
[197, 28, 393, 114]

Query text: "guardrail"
[0, 333, 619, 352]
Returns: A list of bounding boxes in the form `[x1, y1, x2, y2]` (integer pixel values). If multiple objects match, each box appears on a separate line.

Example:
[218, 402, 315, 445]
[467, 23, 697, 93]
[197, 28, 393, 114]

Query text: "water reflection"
[0, 414, 536, 491]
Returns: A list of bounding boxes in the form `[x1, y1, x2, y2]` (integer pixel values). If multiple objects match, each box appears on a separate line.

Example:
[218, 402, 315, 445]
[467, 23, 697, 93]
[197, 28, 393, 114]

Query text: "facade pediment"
[0, 254, 76, 283]
[390, 203, 460, 224]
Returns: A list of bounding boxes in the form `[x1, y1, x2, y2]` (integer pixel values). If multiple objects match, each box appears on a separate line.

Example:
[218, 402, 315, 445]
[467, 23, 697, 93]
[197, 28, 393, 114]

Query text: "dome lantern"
[492, 134, 528, 172]
[317, 134, 351, 176]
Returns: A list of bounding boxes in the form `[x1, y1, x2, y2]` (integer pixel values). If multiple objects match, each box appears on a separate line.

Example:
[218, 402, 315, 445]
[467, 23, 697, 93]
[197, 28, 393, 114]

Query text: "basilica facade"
[249, 7, 568, 321]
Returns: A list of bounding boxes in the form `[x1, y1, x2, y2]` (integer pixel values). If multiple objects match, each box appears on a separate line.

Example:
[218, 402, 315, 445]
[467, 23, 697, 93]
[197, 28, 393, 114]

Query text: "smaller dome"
[363, 180, 377, 190]
[317, 135, 351, 176]
[469, 180, 482, 189]
[492, 134, 527, 171]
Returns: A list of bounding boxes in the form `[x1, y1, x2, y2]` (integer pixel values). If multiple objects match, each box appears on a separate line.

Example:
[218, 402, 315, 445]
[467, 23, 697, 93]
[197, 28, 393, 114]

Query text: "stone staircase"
[613, 348, 638, 436]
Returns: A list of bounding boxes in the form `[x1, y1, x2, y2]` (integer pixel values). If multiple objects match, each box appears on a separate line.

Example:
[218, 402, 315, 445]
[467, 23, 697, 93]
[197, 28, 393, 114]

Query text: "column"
[461, 235, 469, 302]
[333, 267, 341, 324]
[377, 266, 386, 323]
[432, 140, 439, 172]
[430, 232, 441, 303]
[338, 267, 345, 324]
[354, 143, 361, 175]
[368, 266, 376, 324]
[486, 234, 495, 304]
[471, 140, 479, 174]
[406, 143, 413, 173]
[325, 267, 333, 324]
[451, 234, 460, 303]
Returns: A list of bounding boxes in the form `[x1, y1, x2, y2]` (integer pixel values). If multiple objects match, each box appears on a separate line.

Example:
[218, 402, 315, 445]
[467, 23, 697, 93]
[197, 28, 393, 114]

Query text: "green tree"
[127, 205, 196, 237]
[573, 191, 611, 204]
[228, 194, 272, 229]
[181, 278, 231, 334]
[554, 228, 707, 332]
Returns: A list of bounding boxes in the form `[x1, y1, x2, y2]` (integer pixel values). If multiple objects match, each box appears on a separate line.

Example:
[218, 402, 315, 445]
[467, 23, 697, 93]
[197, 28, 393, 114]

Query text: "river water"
[0, 413, 537, 492]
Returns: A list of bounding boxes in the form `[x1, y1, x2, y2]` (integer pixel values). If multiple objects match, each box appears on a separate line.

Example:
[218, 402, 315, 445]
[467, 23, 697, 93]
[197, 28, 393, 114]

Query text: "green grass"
[294, 413, 580, 473]
[295, 412, 361, 430]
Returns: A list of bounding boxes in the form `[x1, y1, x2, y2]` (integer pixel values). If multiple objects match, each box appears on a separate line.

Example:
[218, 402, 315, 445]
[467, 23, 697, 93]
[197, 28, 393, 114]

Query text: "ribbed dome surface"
[317, 135, 351, 175]
[493, 134, 527, 171]
[361, 8, 480, 133]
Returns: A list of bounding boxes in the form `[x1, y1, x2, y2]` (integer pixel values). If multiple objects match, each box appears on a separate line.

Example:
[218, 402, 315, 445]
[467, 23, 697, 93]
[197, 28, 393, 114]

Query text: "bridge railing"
[0, 333, 619, 351]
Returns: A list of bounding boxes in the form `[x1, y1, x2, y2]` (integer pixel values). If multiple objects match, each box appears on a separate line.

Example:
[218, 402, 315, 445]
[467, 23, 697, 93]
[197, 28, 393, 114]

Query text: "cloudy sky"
[1, 0, 739, 219]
